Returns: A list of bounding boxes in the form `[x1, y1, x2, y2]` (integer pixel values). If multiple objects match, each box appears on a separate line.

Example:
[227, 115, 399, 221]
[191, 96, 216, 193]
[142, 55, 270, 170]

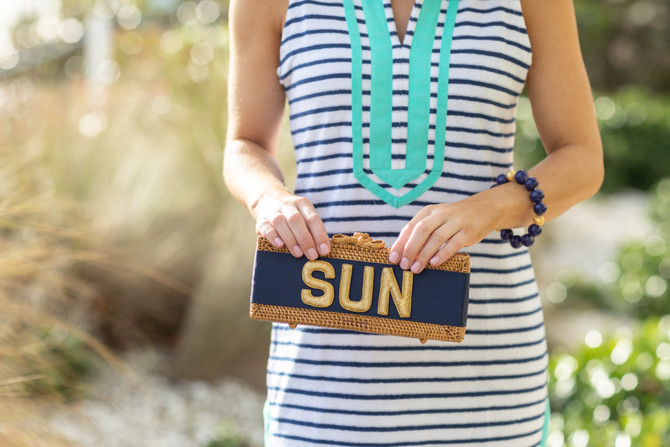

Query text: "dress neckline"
[384, 0, 422, 48]
[345, 0, 461, 207]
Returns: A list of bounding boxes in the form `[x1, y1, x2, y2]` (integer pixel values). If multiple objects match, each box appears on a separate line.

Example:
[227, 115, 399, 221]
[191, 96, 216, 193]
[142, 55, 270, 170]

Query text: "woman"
[224, 0, 603, 445]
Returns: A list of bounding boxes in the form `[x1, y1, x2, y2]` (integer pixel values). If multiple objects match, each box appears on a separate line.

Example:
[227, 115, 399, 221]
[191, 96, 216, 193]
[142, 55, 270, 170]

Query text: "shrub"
[548, 317, 670, 447]
[515, 89, 670, 194]
[558, 178, 670, 318]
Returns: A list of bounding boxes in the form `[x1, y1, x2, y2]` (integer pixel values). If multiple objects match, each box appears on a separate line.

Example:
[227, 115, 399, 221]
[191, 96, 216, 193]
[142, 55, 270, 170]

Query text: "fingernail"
[389, 251, 400, 264]
[274, 238, 284, 247]
[429, 256, 440, 266]
[400, 257, 410, 270]
[411, 261, 421, 274]
[292, 246, 303, 257]
[319, 243, 330, 255]
[307, 248, 318, 260]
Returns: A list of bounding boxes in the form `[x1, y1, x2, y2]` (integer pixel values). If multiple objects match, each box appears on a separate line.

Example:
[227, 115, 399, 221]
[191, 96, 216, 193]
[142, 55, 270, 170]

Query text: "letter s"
[301, 260, 336, 308]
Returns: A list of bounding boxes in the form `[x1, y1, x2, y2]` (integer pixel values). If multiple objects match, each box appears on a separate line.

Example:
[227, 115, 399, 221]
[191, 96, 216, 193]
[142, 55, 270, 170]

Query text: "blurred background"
[0, 0, 668, 446]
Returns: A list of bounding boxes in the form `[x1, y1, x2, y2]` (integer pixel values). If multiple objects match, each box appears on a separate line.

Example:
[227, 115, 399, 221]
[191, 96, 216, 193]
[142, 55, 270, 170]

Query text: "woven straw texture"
[251, 233, 470, 343]
[256, 233, 470, 274]
[250, 303, 465, 343]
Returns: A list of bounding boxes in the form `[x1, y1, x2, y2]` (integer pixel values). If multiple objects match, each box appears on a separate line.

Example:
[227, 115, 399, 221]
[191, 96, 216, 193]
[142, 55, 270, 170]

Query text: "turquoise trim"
[347, 0, 461, 208]
[263, 399, 272, 446]
[421, 0, 459, 202]
[363, 0, 396, 183]
[370, 0, 441, 189]
[401, 0, 442, 185]
[540, 398, 550, 446]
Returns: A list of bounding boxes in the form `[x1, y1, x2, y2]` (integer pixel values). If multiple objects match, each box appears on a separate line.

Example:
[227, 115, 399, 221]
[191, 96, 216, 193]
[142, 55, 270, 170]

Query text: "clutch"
[249, 233, 470, 343]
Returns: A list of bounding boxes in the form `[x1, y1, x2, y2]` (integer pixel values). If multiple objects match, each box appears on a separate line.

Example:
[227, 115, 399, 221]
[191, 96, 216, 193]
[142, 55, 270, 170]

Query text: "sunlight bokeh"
[0, 1, 668, 446]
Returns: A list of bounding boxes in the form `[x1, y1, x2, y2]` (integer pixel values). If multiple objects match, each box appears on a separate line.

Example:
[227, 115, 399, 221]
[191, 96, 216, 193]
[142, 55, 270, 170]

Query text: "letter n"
[377, 268, 413, 318]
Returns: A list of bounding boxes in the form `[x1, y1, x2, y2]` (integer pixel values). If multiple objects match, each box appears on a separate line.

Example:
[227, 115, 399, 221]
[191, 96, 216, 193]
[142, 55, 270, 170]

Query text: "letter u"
[339, 264, 374, 313]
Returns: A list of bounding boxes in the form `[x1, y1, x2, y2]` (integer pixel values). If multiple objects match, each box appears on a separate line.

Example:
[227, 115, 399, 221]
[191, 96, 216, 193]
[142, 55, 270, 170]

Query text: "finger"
[400, 213, 449, 270]
[297, 200, 330, 256]
[389, 222, 413, 265]
[410, 222, 460, 274]
[284, 207, 319, 260]
[429, 230, 469, 267]
[270, 213, 302, 257]
[257, 220, 284, 248]
[390, 208, 431, 264]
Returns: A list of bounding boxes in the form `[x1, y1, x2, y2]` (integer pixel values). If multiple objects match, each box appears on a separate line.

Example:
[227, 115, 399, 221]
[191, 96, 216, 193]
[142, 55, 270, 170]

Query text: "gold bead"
[506, 170, 517, 182]
[533, 215, 545, 226]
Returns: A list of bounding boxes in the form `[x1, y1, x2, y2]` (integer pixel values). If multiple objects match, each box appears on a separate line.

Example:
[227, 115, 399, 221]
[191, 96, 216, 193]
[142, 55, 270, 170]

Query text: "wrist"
[249, 185, 292, 217]
[477, 181, 530, 231]
[492, 169, 548, 248]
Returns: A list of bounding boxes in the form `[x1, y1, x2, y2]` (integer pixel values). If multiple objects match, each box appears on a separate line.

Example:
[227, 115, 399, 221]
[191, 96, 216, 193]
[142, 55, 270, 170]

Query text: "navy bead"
[500, 229, 514, 241]
[521, 234, 535, 247]
[528, 224, 543, 236]
[524, 177, 538, 191]
[510, 235, 523, 249]
[530, 189, 545, 202]
[514, 170, 528, 184]
[533, 202, 547, 215]
[496, 174, 508, 185]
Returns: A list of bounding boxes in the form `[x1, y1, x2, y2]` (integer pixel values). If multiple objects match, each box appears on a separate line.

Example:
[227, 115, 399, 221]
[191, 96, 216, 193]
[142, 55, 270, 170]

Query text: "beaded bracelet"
[493, 169, 546, 248]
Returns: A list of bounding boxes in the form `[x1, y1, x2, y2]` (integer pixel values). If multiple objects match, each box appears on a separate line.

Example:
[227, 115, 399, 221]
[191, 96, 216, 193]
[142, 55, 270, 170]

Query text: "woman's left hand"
[389, 195, 500, 274]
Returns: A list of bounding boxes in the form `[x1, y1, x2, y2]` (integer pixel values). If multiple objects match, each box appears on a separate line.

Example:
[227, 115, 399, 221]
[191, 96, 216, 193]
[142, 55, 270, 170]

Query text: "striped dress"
[265, 1, 549, 445]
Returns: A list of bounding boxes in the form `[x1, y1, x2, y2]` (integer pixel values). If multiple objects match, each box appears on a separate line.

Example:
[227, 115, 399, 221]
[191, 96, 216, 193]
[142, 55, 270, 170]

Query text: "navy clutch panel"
[250, 233, 470, 343]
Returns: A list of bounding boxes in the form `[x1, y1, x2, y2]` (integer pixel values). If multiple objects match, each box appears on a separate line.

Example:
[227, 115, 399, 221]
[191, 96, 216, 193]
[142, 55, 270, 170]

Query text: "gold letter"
[377, 268, 413, 318]
[301, 260, 335, 307]
[339, 264, 374, 313]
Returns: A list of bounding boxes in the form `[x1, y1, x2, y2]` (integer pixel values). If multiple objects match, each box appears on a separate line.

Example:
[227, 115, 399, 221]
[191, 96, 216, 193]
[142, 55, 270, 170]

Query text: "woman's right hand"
[252, 190, 331, 260]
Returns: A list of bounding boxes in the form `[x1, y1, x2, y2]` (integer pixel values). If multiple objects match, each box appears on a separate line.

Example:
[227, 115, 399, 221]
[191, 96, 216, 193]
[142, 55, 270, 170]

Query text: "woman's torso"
[266, 1, 548, 446]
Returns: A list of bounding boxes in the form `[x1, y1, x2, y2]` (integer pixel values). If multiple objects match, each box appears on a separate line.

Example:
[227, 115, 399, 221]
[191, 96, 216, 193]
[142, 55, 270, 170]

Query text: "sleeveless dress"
[265, 1, 549, 445]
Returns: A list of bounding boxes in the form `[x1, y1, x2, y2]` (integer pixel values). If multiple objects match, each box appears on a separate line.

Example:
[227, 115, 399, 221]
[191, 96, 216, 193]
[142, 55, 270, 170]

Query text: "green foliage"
[548, 317, 670, 447]
[515, 89, 670, 194]
[19, 326, 100, 399]
[596, 91, 670, 193]
[205, 438, 248, 447]
[546, 178, 670, 445]
[205, 424, 249, 447]
[558, 178, 670, 318]
[575, 0, 670, 93]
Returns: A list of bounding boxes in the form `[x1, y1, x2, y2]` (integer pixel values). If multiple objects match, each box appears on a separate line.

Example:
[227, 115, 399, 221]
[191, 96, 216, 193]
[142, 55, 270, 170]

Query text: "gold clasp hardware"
[331, 233, 386, 250]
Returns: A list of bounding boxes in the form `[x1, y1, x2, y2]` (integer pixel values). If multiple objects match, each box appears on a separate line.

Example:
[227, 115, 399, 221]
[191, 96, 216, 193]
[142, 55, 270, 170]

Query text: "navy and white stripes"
[266, 1, 547, 446]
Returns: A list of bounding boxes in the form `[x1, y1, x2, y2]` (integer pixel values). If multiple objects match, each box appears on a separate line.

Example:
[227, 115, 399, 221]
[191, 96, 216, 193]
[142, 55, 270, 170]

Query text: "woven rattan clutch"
[250, 233, 470, 343]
